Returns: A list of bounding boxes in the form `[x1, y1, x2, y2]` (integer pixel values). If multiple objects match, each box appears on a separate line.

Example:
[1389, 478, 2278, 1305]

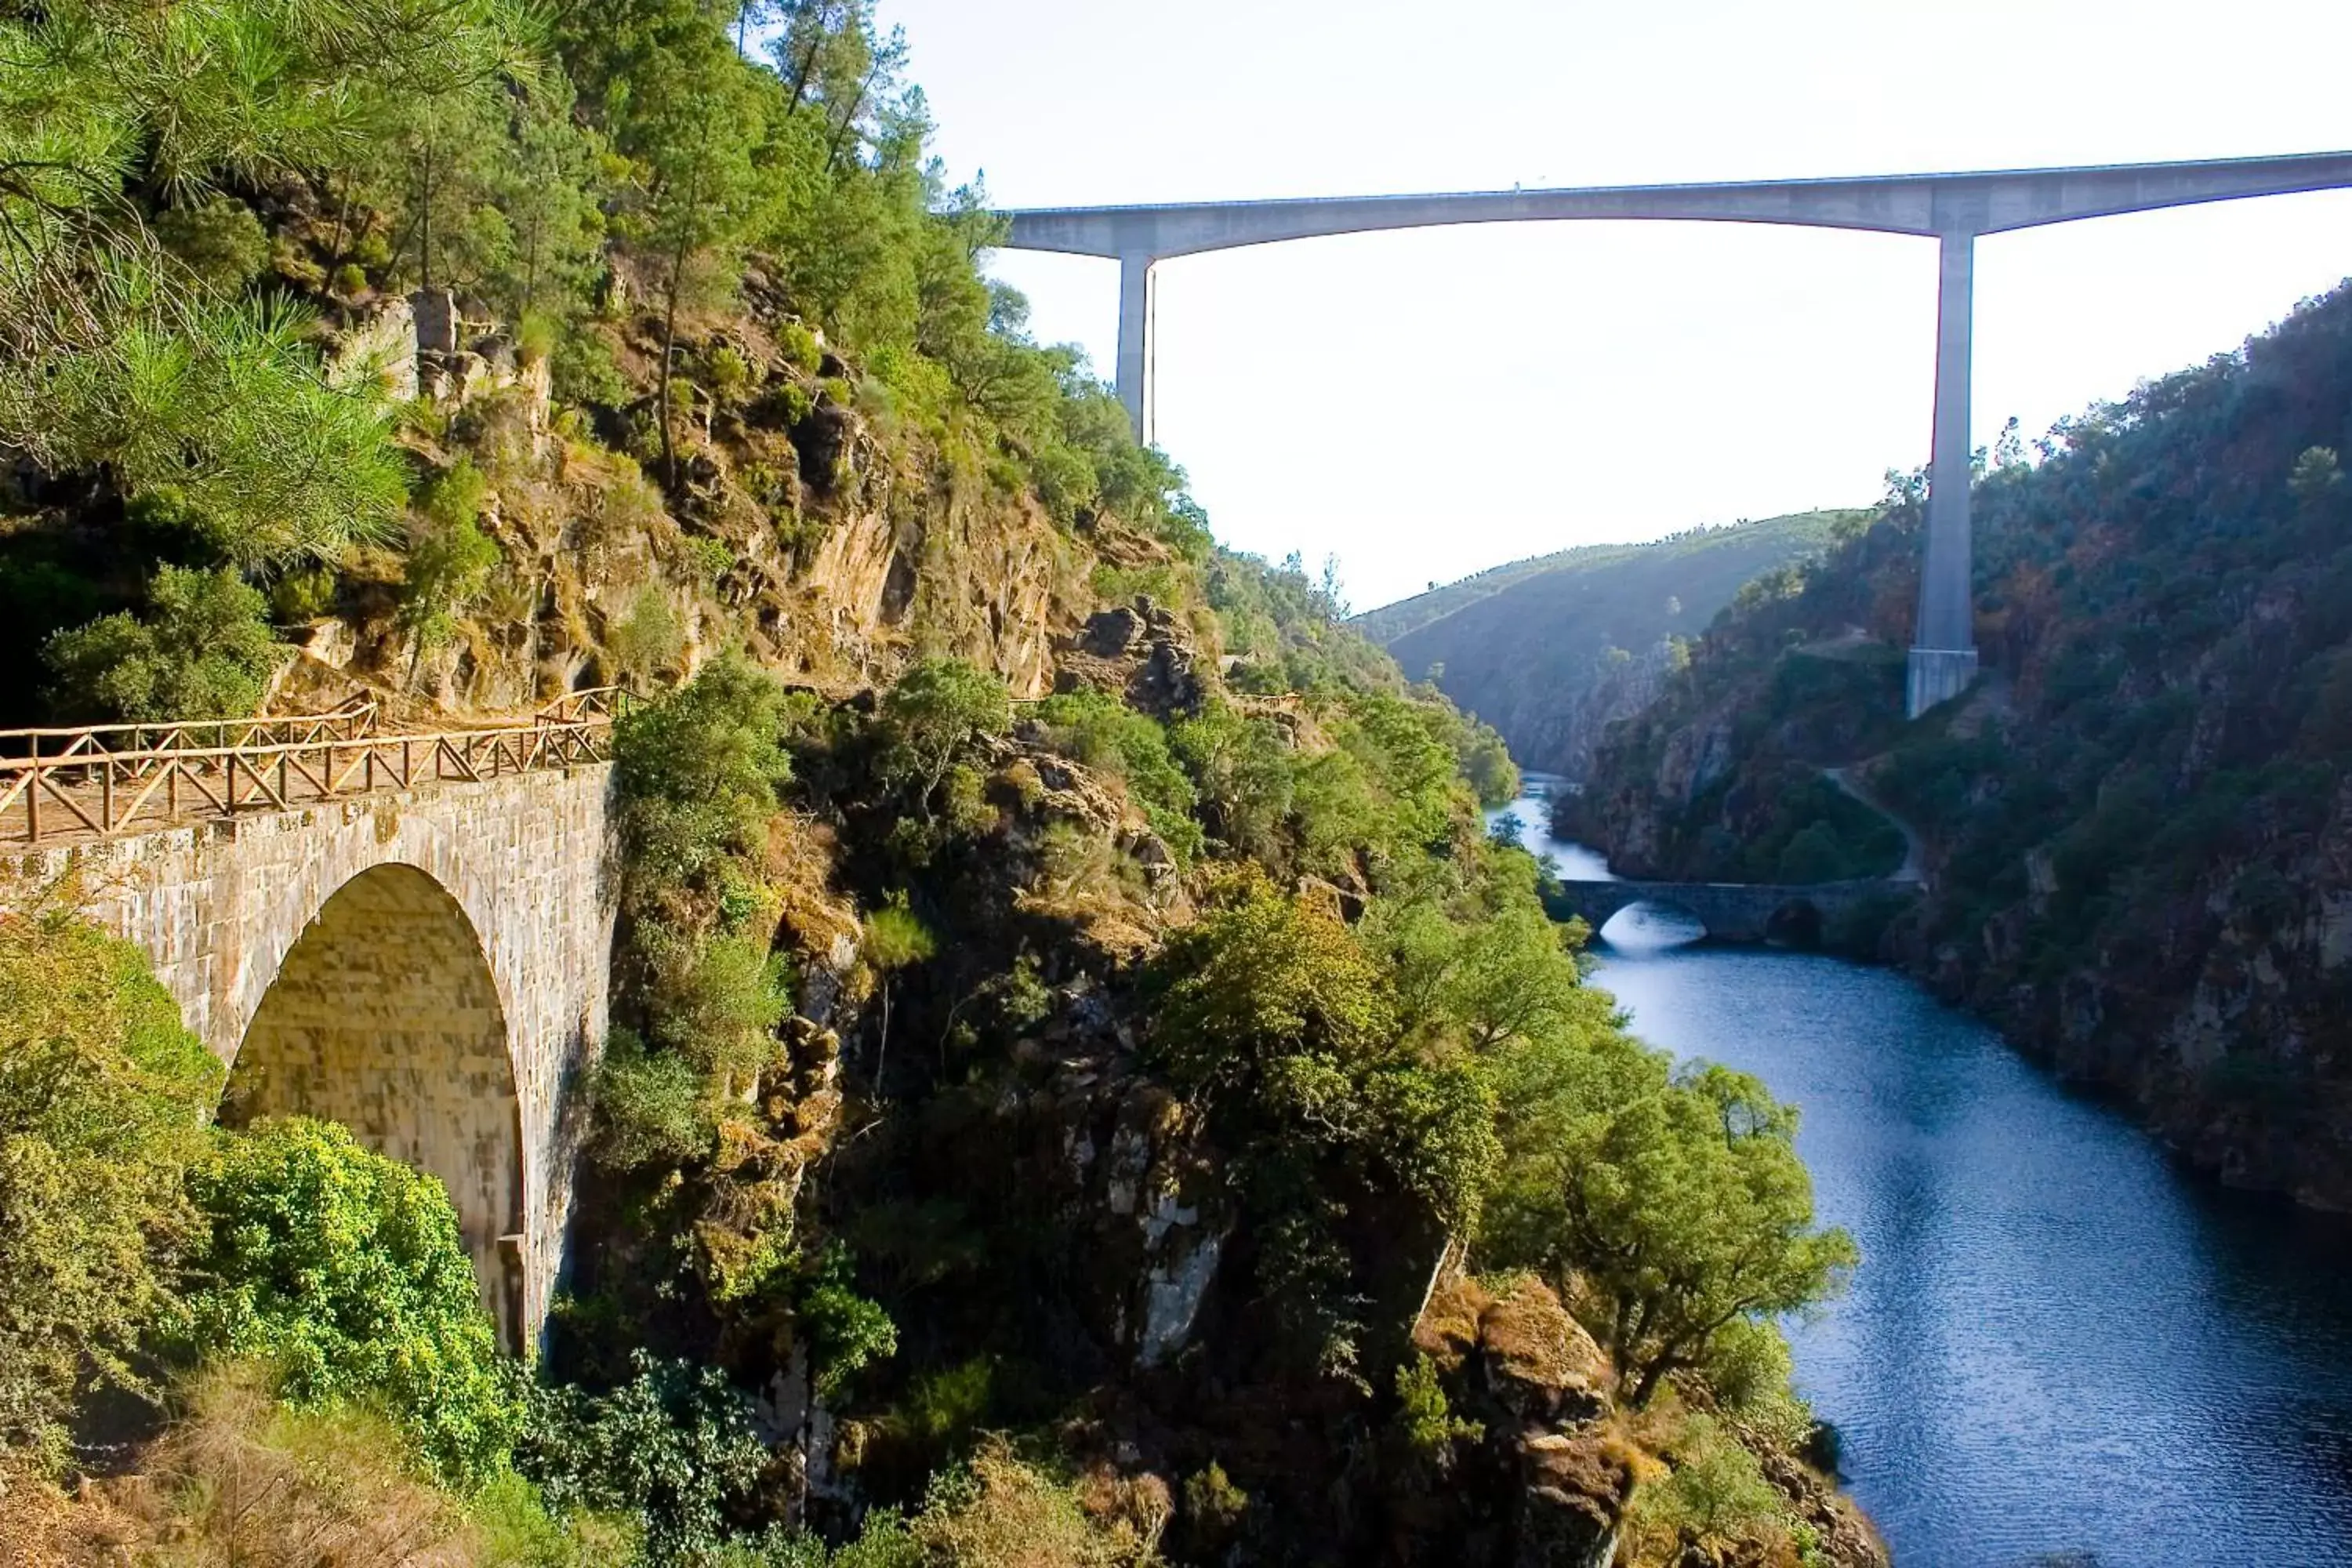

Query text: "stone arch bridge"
[0, 700, 622, 1348]
[1549, 877, 1912, 945]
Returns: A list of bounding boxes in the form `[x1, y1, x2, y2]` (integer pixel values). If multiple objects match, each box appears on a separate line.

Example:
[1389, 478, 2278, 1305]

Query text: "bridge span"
[0, 696, 626, 1348]
[1548, 876, 1914, 945]
[1002, 151, 2352, 717]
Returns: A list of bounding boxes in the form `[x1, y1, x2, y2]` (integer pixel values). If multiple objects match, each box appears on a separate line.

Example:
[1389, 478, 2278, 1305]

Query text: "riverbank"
[1494, 789, 2352, 1566]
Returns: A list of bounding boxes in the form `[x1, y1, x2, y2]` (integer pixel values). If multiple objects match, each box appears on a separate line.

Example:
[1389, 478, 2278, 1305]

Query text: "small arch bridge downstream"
[1551, 877, 1913, 945]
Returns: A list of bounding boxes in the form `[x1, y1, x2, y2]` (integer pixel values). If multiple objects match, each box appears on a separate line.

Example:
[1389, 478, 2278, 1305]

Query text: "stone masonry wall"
[227, 863, 525, 1339]
[0, 764, 619, 1341]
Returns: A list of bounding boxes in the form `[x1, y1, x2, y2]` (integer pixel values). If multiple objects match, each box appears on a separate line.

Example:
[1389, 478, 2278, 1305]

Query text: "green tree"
[612, 660, 794, 1086]
[862, 892, 935, 1088]
[1149, 881, 1499, 1376]
[185, 1117, 522, 1486]
[44, 564, 278, 721]
[623, 30, 769, 485]
[0, 911, 222, 1468]
[1374, 895, 1590, 1054]
[398, 459, 503, 673]
[1519, 1064, 1855, 1406]
[0, 0, 524, 561]
[876, 656, 1012, 818]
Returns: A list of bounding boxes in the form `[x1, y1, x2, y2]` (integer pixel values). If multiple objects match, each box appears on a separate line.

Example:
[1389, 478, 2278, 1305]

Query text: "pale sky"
[877, 0, 2352, 612]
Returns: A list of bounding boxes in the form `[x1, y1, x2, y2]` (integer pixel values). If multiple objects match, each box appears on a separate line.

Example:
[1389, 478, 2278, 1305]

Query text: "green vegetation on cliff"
[1359, 512, 1857, 778]
[0, 1, 1875, 1562]
[1577, 279, 2352, 1208]
[1, 0, 1203, 724]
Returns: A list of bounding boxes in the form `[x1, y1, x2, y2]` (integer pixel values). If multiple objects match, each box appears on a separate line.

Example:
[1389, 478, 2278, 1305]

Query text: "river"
[1494, 779, 2352, 1567]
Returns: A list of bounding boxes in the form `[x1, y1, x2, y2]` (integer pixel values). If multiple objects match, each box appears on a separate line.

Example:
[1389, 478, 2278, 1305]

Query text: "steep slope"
[1363, 513, 1858, 777]
[1574, 280, 2352, 1209]
[0, 5, 1883, 1563]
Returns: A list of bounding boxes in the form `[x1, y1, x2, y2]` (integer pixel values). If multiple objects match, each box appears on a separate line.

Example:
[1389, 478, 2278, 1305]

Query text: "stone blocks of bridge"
[1549, 877, 1915, 944]
[0, 764, 619, 1345]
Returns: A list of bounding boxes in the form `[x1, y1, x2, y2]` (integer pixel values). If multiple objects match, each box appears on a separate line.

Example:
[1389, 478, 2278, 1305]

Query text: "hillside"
[1571, 279, 2352, 1209]
[0, 3, 1876, 1566]
[1363, 513, 1859, 777]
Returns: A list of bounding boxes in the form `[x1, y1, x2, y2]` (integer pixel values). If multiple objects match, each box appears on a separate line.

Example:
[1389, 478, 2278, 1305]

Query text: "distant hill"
[1358, 512, 1861, 777]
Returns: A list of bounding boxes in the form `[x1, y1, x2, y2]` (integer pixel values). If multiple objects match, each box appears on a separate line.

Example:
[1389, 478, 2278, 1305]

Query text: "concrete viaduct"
[1547, 876, 1911, 946]
[0, 753, 619, 1351]
[1001, 151, 2352, 717]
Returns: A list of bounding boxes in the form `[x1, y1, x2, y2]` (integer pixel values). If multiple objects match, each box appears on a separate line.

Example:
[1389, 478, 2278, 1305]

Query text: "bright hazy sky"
[875, 0, 2352, 612]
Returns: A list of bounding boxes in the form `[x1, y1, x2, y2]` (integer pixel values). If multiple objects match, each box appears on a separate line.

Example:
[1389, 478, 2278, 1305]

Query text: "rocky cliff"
[1575, 281, 2352, 1209]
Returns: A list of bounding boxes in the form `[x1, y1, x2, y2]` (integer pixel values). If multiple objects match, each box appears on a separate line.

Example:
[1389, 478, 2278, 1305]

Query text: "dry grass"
[914, 1439, 1163, 1568]
[124, 1364, 476, 1568]
[0, 1458, 143, 1568]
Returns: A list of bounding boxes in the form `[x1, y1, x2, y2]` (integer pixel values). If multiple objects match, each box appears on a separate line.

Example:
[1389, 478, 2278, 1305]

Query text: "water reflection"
[1490, 786, 2352, 1567]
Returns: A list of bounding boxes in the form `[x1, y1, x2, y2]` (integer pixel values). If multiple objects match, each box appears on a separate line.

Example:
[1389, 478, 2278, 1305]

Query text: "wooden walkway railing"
[0, 688, 634, 846]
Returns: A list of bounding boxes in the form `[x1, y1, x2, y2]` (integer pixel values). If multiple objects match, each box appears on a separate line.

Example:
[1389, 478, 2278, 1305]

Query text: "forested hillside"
[1573, 281, 2352, 1209]
[0, 3, 1879, 1566]
[1362, 514, 1855, 778]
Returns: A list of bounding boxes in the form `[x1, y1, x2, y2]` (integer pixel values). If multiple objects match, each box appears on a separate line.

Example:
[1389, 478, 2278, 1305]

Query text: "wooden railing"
[0, 687, 634, 846]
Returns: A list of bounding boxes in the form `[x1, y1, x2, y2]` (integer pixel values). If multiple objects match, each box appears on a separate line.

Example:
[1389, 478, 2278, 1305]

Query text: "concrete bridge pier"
[1117, 252, 1159, 445]
[1909, 228, 1981, 717]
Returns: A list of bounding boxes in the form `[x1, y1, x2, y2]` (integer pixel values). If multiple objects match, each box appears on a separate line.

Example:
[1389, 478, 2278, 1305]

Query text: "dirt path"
[1824, 764, 1926, 884]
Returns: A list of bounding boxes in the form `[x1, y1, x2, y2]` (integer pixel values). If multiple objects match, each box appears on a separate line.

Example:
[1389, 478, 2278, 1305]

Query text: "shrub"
[904, 1439, 1160, 1566]
[776, 320, 823, 375]
[553, 327, 630, 410]
[1393, 1352, 1481, 1457]
[0, 912, 221, 1467]
[612, 662, 795, 1091]
[398, 459, 502, 659]
[877, 658, 1013, 813]
[267, 562, 339, 624]
[590, 1028, 710, 1171]
[1033, 688, 1205, 866]
[153, 198, 270, 294]
[686, 534, 737, 586]
[797, 1243, 898, 1401]
[43, 564, 278, 721]
[704, 344, 753, 405]
[609, 585, 686, 684]
[518, 1352, 773, 1567]
[140, 1362, 475, 1563]
[1622, 1414, 1790, 1559]
[517, 310, 560, 366]
[1180, 1461, 1249, 1553]
[862, 893, 935, 1086]
[614, 659, 792, 888]
[183, 1117, 521, 1486]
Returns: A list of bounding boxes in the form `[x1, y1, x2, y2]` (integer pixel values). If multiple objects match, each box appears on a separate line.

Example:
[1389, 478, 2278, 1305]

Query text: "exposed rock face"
[1405, 1275, 1628, 1568]
[1058, 594, 1207, 719]
[307, 307, 1087, 719]
[325, 294, 419, 401]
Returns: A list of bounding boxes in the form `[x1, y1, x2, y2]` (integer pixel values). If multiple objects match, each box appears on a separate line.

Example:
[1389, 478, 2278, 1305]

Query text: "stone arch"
[1764, 898, 1824, 947]
[1599, 897, 1711, 942]
[222, 862, 527, 1348]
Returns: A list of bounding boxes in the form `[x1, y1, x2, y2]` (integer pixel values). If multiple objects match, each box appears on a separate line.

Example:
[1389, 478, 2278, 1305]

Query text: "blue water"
[1497, 780, 2352, 1568]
